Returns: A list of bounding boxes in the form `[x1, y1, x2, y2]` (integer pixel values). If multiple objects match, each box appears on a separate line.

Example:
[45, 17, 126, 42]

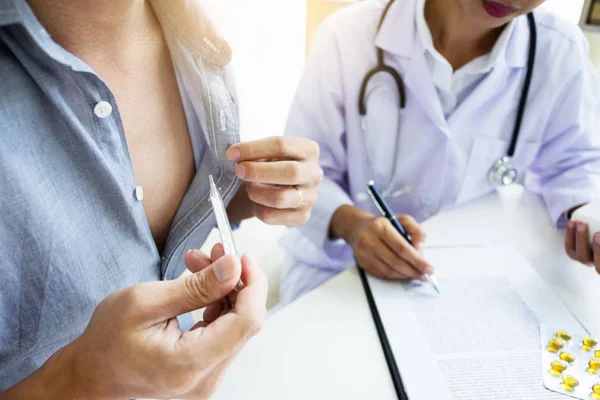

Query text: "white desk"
[212, 188, 600, 400]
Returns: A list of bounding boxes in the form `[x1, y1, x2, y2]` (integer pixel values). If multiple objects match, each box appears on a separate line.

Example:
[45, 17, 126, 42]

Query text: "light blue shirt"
[0, 0, 240, 390]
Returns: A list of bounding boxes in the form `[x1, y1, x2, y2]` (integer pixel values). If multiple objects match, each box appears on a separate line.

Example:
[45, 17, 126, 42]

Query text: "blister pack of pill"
[541, 324, 600, 399]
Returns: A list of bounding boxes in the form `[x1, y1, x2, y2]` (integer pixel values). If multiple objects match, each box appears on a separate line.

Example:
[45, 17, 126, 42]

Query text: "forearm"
[330, 205, 373, 245]
[227, 183, 254, 224]
[1, 341, 91, 400]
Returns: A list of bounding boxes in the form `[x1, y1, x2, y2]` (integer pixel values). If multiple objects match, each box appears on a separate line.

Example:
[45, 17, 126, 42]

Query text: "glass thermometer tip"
[209, 175, 243, 291]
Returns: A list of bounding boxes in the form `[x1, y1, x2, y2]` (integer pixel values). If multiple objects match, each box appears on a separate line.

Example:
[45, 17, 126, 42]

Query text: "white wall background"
[201, 0, 307, 142]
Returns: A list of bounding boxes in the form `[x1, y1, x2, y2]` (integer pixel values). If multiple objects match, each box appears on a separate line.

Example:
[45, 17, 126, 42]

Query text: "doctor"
[279, 0, 600, 304]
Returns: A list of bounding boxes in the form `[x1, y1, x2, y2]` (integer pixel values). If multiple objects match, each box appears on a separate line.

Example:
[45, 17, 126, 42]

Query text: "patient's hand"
[565, 220, 600, 275]
[226, 137, 323, 227]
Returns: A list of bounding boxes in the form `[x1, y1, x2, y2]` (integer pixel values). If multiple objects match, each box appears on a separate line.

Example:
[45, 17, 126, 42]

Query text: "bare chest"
[104, 57, 196, 252]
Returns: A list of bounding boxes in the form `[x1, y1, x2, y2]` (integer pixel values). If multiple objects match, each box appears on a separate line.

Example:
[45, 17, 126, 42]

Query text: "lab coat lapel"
[375, 0, 450, 137]
[448, 14, 529, 128]
[447, 66, 510, 128]
[402, 48, 451, 137]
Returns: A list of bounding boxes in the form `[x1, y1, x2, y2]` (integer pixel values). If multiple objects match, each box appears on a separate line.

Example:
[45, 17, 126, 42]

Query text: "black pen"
[366, 181, 441, 294]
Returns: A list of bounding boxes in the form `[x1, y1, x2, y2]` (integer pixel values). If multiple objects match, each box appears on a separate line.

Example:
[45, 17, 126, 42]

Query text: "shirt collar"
[0, 0, 22, 27]
[416, 0, 520, 71]
[0, 0, 232, 70]
[376, 0, 529, 69]
[374, 0, 418, 58]
[149, 0, 232, 67]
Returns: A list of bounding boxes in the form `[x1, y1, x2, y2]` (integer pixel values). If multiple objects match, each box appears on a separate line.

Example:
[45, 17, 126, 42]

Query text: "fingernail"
[186, 249, 203, 262]
[568, 221, 574, 230]
[235, 164, 246, 179]
[226, 147, 241, 162]
[595, 233, 600, 245]
[424, 266, 434, 275]
[214, 257, 237, 282]
[577, 222, 586, 233]
[188, 249, 202, 257]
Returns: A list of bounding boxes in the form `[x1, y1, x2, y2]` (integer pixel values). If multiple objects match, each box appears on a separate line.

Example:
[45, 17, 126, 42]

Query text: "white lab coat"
[278, 0, 600, 305]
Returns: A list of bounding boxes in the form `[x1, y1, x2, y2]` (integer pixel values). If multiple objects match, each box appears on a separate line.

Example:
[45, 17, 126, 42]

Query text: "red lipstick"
[482, 0, 516, 18]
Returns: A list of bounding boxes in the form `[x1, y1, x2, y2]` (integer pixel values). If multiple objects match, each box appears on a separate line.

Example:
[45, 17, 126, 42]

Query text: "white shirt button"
[134, 185, 144, 201]
[419, 193, 434, 206]
[94, 101, 113, 119]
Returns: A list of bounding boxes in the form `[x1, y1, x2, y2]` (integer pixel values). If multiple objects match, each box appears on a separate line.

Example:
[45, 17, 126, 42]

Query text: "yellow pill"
[549, 369, 563, 377]
[588, 360, 600, 374]
[591, 393, 600, 400]
[561, 383, 576, 391]
[585, 345, 596, 352]
[548, 338, 565, 352]
[557, 331, 572, 341]
[560, 352, 577, 363]
[562, 375, 579, 388]
[584, 338, 598, 348]
[596, 350, 600, 358]
[592, 384, 600, 394]
[551, 361, 568, 373]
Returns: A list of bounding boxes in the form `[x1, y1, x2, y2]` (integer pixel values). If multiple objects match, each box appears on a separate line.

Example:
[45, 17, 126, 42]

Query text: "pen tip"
[428, 274, 441, 294]
[368, 180, 375, 186]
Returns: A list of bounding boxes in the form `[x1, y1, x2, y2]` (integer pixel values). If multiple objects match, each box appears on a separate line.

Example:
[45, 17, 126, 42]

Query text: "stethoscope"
[359, 0, 537, 199]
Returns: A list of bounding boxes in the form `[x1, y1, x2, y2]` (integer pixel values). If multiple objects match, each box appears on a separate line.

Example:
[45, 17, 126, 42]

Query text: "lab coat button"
[419, 193, 434, 206]
[94, 101, 113, 119]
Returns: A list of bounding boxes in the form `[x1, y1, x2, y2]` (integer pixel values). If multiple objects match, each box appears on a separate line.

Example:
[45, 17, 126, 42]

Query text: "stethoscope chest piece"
[488, 156, 518, 186]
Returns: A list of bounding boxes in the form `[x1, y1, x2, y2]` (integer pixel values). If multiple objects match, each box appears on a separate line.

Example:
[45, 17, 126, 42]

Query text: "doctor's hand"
[4, 245, 268, 400]
[331, 205, 434, 280]
[565, 220, 600, 275]
[226, 137, 323, 227]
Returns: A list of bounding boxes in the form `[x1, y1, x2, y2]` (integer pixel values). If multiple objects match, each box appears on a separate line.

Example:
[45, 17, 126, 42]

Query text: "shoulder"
[314, 0, 388, 47]
[320, 0, 388, 29]
[533, 9, 590, 67]
[0, 33, 58, 132]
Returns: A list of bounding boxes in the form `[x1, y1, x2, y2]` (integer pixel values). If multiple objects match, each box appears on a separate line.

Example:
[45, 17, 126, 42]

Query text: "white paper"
[367, 246, 588, 400]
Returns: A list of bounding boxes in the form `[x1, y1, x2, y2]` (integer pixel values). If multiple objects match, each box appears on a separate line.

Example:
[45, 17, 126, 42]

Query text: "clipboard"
[358, 266, 409, 400]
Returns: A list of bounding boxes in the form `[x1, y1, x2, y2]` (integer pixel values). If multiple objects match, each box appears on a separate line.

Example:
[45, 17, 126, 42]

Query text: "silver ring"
[292, 187, 302, 209]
